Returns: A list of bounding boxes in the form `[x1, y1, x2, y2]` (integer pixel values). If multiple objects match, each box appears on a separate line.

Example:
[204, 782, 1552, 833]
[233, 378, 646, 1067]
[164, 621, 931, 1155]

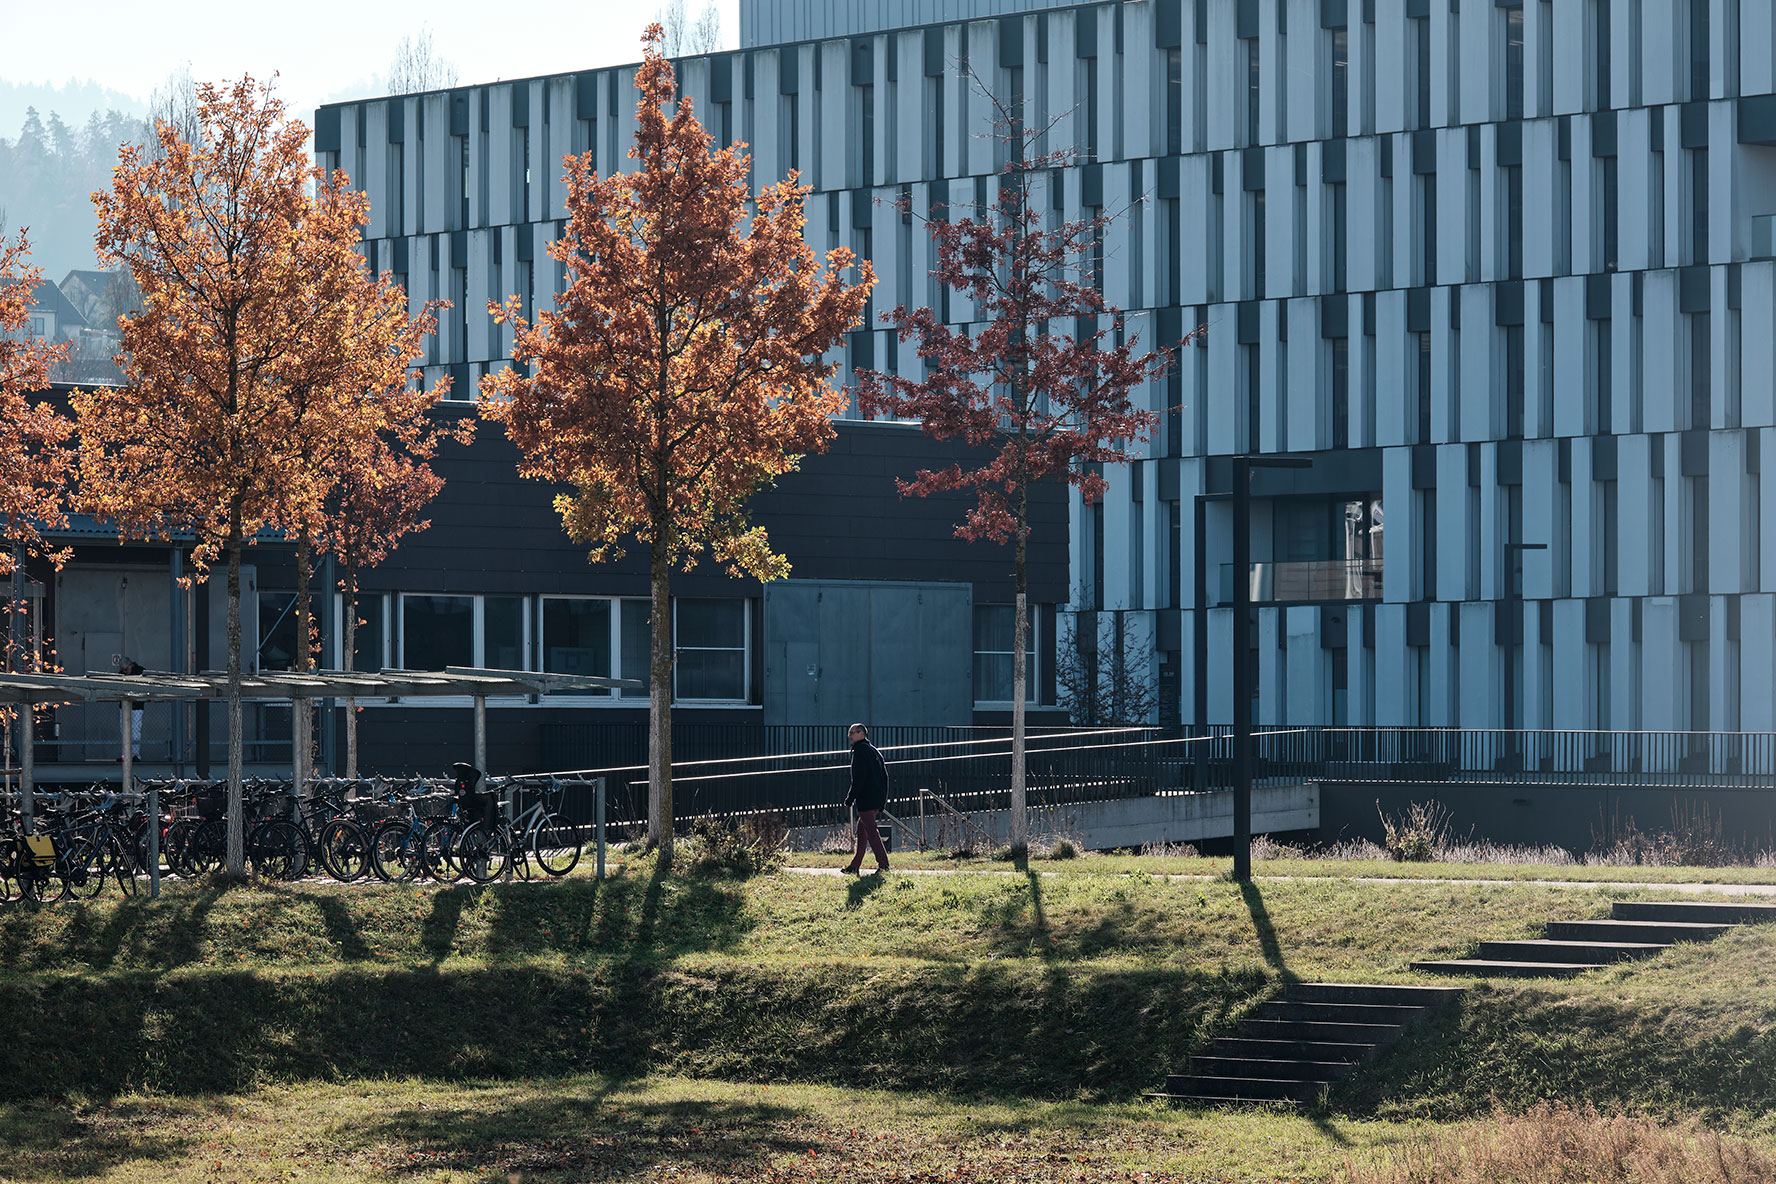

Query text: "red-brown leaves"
[480, 26, 874, 581]
[0, 231, 73, 580]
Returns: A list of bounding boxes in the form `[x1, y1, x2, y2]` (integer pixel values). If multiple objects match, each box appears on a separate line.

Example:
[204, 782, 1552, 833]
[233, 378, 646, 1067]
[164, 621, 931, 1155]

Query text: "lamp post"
[1232, 454, 1312, 882]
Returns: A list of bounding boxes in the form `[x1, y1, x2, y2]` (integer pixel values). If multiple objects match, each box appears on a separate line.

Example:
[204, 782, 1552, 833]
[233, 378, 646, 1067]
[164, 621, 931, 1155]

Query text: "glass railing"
[1217, 558, 1384, 604]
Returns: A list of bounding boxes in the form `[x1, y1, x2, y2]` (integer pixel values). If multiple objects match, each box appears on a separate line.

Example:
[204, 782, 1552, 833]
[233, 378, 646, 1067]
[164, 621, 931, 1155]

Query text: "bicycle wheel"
[248, 819, 307, 881]
[369, 820, 423, 882]
[62, 839, 107, 901]
[188, 820, 228, 876]
[455, 821, 513, 884]
[108, 834, 141, 896]
[316, 818, 370, 882]
[19, 862, 63, 904]
[530, 813, 583, 877]
[421, 819, 467, 882]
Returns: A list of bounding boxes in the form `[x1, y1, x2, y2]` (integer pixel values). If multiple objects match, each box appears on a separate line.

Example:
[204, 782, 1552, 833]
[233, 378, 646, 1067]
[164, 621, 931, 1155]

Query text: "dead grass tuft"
[1347, 1101, 1776, 1184]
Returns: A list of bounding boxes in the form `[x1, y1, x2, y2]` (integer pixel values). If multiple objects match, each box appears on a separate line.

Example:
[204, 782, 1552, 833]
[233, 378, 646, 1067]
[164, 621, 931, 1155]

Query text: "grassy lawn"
[6, 1075, 1775, 1183]
[5, 856, 1776, 1177]
[789, 848, 1776, 884]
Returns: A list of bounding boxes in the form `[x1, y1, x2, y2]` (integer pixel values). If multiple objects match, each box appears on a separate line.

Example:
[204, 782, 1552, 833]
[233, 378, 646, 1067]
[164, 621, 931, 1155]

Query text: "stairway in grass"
[1413, 899, 1776, 978]
[1156, 982, 1465, 1105]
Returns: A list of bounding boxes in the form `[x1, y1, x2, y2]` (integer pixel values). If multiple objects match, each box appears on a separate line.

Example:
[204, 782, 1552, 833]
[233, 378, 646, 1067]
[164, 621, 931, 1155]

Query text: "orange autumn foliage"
[480, 27, 873, 850]
[0, 232, 72, 585]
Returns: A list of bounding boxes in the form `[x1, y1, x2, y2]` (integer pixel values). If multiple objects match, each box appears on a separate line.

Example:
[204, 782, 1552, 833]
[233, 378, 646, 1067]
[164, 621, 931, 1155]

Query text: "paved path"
[783, 864, 1776, 895]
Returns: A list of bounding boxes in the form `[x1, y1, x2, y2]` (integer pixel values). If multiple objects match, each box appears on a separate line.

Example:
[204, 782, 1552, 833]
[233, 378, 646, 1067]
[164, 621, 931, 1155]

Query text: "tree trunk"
[293, 527, 312, 798]
[343, 556, 359, 778]
[225, 503, 245, 878]
[648, 541, 674, 860]
[1010, 476, 1029, 854]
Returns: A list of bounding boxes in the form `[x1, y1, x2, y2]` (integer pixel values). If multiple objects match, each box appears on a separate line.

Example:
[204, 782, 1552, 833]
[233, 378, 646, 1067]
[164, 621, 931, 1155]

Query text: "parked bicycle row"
[1, 764, 600, 904]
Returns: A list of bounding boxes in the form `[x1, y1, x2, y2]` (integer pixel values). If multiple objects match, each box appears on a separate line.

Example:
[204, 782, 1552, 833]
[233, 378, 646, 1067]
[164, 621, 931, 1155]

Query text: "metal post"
[121, 699, 133, 797]
[148, 776, 160, 898]
[595, 775, 606, 879]
[19, 702, 32, 834]
[1232, 457, 1252, 882]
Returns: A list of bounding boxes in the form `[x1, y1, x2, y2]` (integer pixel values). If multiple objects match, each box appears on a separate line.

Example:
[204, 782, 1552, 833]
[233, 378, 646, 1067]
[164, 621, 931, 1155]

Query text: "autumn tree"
[323, 439, 448, 777]
[75, 77, 374, 876]
[0, 231, 72, 686]
[271, 191, 462, 792]
[482, 27, 873, 858]
[855, 72, 1176, 854]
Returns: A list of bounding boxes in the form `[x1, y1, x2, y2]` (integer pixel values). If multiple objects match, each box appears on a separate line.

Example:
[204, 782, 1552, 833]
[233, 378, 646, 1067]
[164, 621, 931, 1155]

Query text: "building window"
[1506, 324, 1525, 440]
[1245, 36, 1260, 145]
[1689, 311, 1712, 429]
[1165, 47, 1183, 154]
[1413, 16, 1430, 129]
[1504, 164, 1523, 280]
[257, 592, 301, 672]
[675, 598, 748, 701]
[1331, 336, 1350, 449]
[974, 604, 1038, 704]
[1248, 188, 1266, 298]
[1689, 148, 1709, 264]
[1330, 27, 1348, 138]
[1415, 330, 1432, 443]
[348, 593, 386, 672]
[1591, 0, 1611, 108]
[1503, 4, 1524, 120]
[401, 595, 474, 671]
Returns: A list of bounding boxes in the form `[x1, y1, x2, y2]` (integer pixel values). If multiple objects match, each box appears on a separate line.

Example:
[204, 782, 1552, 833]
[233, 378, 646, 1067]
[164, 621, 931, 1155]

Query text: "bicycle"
[456, 777, 583, 884]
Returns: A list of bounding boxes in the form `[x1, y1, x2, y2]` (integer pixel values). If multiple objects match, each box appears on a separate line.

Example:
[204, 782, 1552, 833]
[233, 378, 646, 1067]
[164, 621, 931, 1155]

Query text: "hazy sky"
[6, 0, 742, 122]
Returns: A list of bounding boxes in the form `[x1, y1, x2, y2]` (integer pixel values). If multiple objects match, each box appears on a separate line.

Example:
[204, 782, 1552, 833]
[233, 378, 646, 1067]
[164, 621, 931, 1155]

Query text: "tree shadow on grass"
[358, 1085, 812, 1180]
[1238, 881, 1291, 980]
[0, 1100, 200, 1181]
[0, 882, 228, 974]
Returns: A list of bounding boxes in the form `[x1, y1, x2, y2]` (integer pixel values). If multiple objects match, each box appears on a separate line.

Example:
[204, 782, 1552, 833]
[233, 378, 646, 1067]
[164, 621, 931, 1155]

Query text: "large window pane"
[257, 592, 298, 671]
[974, 604, 1035, 704]
[402, 595, 473, 670]
[484, 596, 524, 670]
[543, 598, 611, 688]
[675, 599, 745, 700]
[619, 599, 651, 698]
[350, 593, 384, 672]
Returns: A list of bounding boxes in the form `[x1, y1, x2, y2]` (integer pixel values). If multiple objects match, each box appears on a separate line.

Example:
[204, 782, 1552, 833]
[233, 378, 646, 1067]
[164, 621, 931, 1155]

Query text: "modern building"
[310, 0, 1776, 742]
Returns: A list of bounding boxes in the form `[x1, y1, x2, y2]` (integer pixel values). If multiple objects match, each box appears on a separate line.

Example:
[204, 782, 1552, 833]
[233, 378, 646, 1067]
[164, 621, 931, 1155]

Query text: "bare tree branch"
[387, 27, 459, 96]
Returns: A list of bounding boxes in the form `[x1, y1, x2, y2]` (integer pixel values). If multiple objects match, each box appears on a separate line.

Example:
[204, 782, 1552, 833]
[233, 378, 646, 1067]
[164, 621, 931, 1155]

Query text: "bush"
[685, 817, 785, 878]
[1378, 799, 1454, 862]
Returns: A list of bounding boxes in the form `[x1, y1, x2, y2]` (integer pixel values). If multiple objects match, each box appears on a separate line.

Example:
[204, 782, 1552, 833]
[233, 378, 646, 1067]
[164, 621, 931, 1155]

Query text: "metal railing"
[551, 725, 1776, 834]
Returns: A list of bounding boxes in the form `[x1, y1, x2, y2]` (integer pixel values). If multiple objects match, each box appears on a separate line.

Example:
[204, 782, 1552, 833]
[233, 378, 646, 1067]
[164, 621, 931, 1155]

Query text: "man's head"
[848, 722, 869, 744]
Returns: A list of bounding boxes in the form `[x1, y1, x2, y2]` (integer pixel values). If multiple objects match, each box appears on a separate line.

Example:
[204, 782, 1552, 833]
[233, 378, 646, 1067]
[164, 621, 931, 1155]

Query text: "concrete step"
[1412, 957, 1594, 978]
[1477, 939, 1667, 964]
[1235, 1019, 1405, 1043]
[1545, 919, 1732, 944]
[1257, 1001, 1433, 1025]
[1163, 1074, 1328, 1102]
[1152, 1092, 1302, 1108]
[1285, 982, 1465, 1007]
[1612, 900, 1776, 925]
[1188, 1056, 1355, 1082]
[1208, 1037, 1376, 1064]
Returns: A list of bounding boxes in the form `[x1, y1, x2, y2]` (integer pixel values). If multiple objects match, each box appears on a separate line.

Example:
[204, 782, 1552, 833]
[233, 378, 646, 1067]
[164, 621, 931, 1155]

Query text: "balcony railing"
[1218, 558, 1383, 604]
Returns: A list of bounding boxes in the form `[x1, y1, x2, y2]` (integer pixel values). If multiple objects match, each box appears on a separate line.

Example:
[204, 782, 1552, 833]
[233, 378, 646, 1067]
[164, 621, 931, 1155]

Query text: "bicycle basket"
[22, 834, 56, 869]
[196, 790, 228, 818]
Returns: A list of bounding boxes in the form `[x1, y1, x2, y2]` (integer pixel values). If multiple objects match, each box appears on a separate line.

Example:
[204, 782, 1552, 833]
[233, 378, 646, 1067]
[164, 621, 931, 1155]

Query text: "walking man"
[842, 722, 890, 875]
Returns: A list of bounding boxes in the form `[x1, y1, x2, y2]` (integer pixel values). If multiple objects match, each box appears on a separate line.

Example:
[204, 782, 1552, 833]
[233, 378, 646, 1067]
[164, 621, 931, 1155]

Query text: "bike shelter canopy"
[0, 666, 642, 803]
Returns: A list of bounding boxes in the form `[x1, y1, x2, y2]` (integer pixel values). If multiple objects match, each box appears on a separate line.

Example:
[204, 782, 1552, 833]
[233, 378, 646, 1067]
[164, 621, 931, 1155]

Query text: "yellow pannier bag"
[22, 834, 57, 868]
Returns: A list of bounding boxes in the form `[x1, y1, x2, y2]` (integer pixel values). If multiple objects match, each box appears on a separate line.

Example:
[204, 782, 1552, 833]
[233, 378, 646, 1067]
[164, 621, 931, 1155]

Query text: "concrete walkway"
[783, 863, 1776, 895]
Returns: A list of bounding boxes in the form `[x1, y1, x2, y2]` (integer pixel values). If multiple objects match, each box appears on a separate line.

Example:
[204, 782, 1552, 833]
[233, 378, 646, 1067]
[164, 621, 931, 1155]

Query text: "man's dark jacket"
[845, 739, 890, 811]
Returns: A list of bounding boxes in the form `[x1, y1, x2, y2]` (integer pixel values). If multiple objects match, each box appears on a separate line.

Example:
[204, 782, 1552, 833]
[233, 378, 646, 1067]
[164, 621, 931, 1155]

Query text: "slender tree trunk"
[648, 540, 674, 860]
[225, 502, 245, 877]
[343, 556, 359, 778]
[293, 527, 312, 799]
[647, 540, 674, 860]
[1010, 472, 1029, 853]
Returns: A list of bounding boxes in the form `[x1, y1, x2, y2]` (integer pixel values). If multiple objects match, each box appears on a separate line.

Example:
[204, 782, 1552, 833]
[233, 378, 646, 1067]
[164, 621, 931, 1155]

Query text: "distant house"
[59, 268, 126, 329]
[12, 279, 88, 343]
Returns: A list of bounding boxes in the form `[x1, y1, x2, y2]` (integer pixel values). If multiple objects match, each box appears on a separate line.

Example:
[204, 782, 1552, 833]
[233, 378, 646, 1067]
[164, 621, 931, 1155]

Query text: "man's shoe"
[840, 865, 861, 875]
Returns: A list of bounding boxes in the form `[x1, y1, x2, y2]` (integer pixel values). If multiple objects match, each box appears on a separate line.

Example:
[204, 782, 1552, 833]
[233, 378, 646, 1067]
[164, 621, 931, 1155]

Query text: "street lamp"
[1232, 453, 1312, 882]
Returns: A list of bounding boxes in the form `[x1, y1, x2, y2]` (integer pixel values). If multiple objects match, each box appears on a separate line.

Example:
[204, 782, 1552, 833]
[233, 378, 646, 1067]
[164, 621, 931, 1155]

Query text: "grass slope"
[2, 857, 1775, 1127]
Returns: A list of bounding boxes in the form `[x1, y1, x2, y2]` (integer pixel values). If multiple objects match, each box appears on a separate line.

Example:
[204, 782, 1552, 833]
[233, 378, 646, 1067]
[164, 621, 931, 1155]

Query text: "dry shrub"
[1379, 799, 1456, 862]
[1589, 800, 1749, 868]
[1250, 834, 1304, 860]
[1346, 1101, 1776, 1184]
[1140, 839, 1200, 859]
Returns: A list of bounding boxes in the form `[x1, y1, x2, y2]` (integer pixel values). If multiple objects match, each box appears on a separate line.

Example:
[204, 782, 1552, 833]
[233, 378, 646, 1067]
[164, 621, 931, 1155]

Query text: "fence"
[552, 725, 1776, 836]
